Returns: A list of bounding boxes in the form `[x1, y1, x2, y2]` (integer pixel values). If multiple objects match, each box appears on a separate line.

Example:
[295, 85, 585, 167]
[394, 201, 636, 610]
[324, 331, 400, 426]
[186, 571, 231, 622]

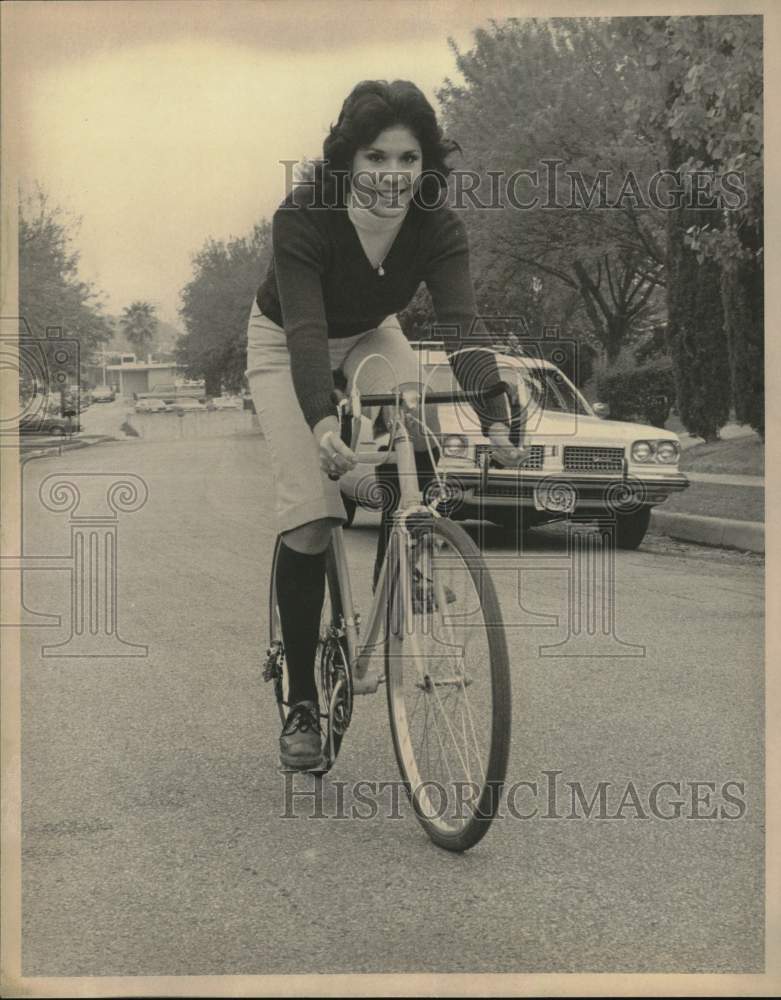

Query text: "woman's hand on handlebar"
[313, 415, 357, 481]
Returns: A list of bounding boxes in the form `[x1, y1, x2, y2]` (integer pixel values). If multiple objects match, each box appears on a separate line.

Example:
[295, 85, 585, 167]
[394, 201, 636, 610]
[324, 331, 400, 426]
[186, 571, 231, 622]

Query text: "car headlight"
[655, 440, 680, 463]
[631, 439, 681, 464]
[631, 440, 654, 462]
[442, 434, 469, 459]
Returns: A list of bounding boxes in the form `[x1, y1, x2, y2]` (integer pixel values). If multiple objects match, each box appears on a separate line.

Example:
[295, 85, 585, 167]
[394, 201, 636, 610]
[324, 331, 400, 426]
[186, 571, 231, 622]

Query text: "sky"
[7, 0, 514, 327]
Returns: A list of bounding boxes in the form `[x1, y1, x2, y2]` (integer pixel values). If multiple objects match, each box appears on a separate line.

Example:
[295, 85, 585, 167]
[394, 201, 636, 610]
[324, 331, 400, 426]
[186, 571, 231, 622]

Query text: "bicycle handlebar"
[329, 380, 517, 479]
[342, 380, 511, 410]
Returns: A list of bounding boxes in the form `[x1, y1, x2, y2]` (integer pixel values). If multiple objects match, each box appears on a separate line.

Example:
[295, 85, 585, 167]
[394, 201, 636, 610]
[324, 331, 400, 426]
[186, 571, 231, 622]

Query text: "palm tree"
[119, 301, 158, 360]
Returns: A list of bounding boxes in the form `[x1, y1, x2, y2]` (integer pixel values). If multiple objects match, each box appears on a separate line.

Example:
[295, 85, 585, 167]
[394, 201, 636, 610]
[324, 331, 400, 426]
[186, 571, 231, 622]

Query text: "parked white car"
[338, 349, 689, 549]
[91, 386, 116, 403]
[169, 398, 203, 412]
[134, 398, 168, 413]
[209, 395, 243, 410]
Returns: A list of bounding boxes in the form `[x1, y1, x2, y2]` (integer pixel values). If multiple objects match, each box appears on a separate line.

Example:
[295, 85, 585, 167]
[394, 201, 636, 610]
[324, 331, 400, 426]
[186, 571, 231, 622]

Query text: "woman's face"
[350, 125, 423, 215]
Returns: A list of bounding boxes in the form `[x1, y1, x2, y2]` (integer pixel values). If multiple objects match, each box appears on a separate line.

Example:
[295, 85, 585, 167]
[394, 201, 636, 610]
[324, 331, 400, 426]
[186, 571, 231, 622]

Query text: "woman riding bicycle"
[245, 79, 522, 770]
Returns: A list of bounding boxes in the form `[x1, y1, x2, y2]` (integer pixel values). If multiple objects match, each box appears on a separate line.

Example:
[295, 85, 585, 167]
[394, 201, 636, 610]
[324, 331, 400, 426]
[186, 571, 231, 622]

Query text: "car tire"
[492, 512, 527, 549]
[615, 506, 652, 550]
[341, 492, 357, 528]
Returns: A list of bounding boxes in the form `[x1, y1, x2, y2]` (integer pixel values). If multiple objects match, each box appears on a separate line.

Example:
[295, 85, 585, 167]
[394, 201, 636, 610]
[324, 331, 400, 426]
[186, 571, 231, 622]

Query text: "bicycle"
[263, 357, 514, 852]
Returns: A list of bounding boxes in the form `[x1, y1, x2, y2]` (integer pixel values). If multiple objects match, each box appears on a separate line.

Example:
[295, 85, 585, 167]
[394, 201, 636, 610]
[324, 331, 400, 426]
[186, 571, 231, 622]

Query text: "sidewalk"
[651, 466, 764, 552]
[650, 510, 764, 554]
[20, 433, 120, 460]
[685, 471, 764, 488]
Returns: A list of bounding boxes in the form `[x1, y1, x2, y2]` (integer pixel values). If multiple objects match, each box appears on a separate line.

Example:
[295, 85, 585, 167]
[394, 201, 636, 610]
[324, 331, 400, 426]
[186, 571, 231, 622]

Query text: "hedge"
[596, 361, 677, 428]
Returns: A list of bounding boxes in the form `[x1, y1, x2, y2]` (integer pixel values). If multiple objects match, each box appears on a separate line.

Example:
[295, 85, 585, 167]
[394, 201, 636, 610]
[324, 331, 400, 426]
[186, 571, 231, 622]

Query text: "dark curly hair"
[306, 80, 461, 209]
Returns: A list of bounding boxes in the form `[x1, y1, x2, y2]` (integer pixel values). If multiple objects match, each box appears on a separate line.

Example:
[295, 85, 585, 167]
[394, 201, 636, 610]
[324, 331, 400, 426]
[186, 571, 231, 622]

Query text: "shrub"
[596, 361, 677, 428]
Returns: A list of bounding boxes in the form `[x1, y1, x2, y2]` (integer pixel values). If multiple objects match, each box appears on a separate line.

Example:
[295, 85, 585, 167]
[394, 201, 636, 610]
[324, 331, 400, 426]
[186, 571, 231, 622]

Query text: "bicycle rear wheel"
[266, 536, 352, 770]
[385, 516, 511, 851]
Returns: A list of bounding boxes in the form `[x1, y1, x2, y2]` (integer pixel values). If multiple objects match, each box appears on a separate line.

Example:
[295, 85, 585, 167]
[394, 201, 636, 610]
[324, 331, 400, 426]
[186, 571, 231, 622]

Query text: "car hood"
[438, 406, 680, 444]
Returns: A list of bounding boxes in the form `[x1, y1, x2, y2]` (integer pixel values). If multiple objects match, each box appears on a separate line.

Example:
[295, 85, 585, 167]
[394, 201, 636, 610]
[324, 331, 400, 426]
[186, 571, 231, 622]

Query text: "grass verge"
[680, 436, 763, 476]
[658, 481, 763, 522]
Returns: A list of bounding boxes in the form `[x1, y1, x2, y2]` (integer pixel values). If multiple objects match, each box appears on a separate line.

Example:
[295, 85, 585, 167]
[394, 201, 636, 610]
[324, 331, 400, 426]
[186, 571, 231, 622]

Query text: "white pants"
[245, 301, 422, 532]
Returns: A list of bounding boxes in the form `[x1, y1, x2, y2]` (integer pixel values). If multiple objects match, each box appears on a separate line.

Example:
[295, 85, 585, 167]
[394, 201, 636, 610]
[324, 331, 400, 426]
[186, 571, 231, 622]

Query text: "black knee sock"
[372, 448, 439, 590]
[275, 540, 326, 707]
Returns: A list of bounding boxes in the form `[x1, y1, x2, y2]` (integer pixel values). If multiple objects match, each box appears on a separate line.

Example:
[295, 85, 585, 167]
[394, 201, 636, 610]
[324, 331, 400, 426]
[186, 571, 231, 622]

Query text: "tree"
[119, 301, 158, 359]
[721, 222, 763, 436]
[666, 182, 731, 440]
[18, 185, 113, 381]
[437, 18, 665, 366]
[178, 223, 272, 396]
[621, 15, 763, 436]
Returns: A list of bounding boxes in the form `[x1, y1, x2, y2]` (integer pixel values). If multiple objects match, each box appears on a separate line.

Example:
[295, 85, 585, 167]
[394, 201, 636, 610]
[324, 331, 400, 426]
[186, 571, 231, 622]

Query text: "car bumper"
[436, 467, 690, 510]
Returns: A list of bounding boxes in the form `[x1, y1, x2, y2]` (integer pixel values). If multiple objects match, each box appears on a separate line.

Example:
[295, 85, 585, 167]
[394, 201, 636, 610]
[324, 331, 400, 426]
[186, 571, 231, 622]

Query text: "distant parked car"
[170, 398, 203, 412]
[92, 386, 116, 403]
[134, 398, 168, 413]
[19, 413, 79, 436]
[63, 387, 91, 411]
[210, 395, 242, 410]
[338, 347, 690, 550]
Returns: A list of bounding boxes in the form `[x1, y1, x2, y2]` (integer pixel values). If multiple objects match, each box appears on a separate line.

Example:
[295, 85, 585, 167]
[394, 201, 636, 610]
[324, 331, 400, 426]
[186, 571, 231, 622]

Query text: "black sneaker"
[279, 700, 323, 770]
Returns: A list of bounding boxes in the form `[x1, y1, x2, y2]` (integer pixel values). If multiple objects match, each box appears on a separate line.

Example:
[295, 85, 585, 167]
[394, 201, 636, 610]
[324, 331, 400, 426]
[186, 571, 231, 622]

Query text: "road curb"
[650, 510, 764, 554]
[20, 434, 120, 461]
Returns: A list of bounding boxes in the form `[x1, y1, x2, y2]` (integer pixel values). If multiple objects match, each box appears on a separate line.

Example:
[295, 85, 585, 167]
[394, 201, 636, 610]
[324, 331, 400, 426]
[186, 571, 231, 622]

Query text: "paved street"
[17, 436, 764, 976]
[77, 397, 134, 438]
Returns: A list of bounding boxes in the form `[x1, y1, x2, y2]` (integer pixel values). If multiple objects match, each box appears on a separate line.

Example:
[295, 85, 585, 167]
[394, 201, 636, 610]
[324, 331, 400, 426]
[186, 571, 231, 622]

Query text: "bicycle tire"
[267, 536, 350, 767]
[385, 516, 511, 852]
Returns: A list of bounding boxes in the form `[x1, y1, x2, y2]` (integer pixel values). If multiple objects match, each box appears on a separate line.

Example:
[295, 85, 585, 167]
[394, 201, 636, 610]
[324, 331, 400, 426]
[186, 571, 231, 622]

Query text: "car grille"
[563, 446, 624, 471]
[474, 444, 544, 470]
[482, 483, 529, 497]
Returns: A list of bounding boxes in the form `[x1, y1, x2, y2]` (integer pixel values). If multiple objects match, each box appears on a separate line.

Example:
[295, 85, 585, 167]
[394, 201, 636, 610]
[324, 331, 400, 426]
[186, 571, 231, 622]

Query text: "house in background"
[105, 358, 182, 398]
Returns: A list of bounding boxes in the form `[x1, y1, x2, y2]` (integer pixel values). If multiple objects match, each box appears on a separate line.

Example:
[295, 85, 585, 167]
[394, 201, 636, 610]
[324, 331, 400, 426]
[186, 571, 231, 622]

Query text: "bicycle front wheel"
[385, 516, 511, 852]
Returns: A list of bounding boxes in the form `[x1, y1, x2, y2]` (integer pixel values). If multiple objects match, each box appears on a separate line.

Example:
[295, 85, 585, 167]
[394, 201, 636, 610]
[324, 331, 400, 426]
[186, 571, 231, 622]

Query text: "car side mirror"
[592, 402, 609, 418]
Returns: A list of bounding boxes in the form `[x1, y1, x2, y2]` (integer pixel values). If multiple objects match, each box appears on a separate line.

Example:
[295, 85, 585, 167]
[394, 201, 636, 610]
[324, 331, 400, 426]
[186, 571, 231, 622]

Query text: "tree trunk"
[720, 213, 763, 438]
[604, 317, 628, 366]
[665, 139, 732, 441]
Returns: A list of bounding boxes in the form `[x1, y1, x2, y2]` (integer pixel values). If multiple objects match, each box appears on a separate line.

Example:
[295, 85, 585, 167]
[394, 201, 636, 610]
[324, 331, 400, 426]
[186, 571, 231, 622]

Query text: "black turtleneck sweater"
[256, 186, 508, 431]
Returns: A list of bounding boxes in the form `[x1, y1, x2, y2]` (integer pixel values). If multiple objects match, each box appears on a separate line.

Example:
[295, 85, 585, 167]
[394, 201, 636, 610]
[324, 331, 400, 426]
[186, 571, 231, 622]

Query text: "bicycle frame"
[328, 403, 431, 696]
[323, 365, 512, 701]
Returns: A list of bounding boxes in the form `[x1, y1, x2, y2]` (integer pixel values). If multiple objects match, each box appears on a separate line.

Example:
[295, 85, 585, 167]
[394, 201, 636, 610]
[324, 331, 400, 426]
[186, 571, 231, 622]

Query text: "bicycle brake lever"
[350, 387, 362, 452]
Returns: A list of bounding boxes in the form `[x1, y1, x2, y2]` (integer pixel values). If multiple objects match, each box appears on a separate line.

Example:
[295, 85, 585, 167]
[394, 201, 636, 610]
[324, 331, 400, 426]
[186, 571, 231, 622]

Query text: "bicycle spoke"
[387, 518, 511, 849]
[429, 678, 472, 781]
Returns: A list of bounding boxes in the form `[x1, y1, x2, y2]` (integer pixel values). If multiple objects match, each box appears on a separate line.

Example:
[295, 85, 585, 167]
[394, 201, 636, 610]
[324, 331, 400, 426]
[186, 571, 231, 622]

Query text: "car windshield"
[423, 363, 590, 416]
